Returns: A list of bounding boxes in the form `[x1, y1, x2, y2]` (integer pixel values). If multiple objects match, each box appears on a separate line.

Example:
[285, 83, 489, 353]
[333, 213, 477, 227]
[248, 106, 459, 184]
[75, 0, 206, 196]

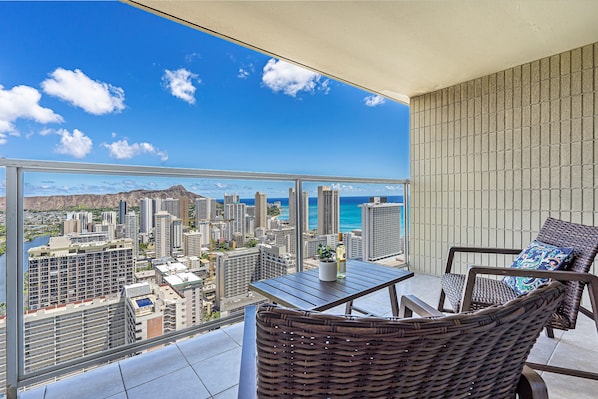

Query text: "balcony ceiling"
[123, 1, 598, 104]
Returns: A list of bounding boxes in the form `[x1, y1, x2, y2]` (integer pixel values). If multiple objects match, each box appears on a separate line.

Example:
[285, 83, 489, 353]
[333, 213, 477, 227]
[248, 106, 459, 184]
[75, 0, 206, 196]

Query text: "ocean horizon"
[240, 195, 405, 232]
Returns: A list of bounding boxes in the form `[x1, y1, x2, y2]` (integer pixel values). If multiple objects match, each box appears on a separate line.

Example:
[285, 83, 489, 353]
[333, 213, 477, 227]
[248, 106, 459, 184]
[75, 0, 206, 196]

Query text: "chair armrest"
[443, 246, 522, 274]
[517, 365, 548, 399]
[400, 294, 444, 318]
[460, 266, 598, 333]
[238, 305, 257, 399]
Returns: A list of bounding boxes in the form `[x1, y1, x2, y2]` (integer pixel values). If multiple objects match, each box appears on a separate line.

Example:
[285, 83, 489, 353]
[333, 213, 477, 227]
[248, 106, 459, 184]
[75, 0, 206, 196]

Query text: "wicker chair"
[438, 216, 598, 380]
[238, 281, 565, 399]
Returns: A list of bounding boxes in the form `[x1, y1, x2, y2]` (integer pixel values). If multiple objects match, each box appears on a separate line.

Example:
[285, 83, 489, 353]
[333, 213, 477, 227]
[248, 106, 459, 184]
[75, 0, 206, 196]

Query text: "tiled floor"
[17, 274, 598, 399]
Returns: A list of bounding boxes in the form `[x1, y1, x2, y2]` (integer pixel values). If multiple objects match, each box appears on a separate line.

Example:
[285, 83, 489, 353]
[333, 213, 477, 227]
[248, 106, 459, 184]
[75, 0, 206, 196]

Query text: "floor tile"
[126, 366, 210, 399]
[177, 329, 239, 365]
[44, 363, 124, 399]
[192, 347, 242, 396]
[213, 385, 239, 399]
[528, 331, 562, 364]
[542, 371, 598, 398]
[223, 321, 245, 346]
[119, 344, 188, 390]
[18, 387, 45, 399]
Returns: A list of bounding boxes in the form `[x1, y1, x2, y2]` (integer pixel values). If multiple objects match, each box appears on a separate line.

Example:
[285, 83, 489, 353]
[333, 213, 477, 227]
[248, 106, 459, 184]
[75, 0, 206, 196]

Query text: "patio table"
[249, 260, 413, 316]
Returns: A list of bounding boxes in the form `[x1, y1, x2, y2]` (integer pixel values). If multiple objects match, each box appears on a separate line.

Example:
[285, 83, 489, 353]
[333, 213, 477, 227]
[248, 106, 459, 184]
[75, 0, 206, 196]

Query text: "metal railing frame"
[1, 158, 409, 398]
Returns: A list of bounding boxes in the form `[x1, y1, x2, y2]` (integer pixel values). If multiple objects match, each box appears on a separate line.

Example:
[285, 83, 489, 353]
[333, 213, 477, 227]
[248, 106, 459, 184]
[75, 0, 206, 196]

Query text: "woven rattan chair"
[238, 281, 565, 399]
[438, 216, 598, 380]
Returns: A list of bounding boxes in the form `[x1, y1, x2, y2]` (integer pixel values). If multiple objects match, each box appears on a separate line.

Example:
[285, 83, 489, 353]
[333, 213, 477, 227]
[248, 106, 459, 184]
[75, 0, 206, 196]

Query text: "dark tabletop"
[249, 260, 413, 311]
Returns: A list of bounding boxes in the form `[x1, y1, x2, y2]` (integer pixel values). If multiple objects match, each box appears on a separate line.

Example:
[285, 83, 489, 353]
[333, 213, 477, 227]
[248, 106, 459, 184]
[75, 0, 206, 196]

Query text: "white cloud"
[237, 63, 255, 79]
[0, 84, 63, 142]
[41, 68, 125, 115]
[364, 94, 386, 107]
[162, 68, 199, 104]
[262, 59, 328, 97]
[55, 128, 93, 158]
[238, 68, 250, 79]
[103, 139, 168, 162]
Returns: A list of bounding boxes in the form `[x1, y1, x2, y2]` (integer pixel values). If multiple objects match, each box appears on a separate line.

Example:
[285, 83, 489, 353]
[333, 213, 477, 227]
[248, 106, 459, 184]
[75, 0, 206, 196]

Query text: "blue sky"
[0, 1, 410, 198]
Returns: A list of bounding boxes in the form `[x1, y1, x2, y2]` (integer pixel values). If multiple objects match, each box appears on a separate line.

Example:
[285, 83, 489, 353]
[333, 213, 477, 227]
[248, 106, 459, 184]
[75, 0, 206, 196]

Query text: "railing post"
[295, 179, 304, 272]
[6, 165, 24, 399]
[403, 181, 410, 268]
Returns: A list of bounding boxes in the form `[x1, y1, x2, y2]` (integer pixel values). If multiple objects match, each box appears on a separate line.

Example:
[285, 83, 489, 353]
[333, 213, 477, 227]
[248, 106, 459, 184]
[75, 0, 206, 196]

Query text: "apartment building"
[361, 199, 404, 261]
[27, 236, 135, 310]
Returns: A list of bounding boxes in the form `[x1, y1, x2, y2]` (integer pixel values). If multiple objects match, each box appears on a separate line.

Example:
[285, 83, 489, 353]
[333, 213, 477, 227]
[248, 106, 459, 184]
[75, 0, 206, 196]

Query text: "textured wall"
[409, 42, 598, 275]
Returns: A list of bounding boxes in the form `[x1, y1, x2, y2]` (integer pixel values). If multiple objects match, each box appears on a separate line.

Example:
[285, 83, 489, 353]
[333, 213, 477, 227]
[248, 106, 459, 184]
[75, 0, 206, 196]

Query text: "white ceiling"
[123, 1, 598, 104]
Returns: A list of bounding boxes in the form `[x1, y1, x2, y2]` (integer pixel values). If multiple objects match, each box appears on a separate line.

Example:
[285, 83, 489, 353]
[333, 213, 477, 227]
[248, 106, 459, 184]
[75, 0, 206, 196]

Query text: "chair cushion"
[441, 273, 518, 311]
[501, 240, 574, 295]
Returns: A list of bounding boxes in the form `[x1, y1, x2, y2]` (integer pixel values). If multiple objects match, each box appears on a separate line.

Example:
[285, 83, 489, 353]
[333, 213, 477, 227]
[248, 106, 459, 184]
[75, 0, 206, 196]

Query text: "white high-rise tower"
[361, 198, 403, 261]
[154, 211, 172, 259]
[139, 198, 153, 234]
[255, 192, 267, 229]
[317, 186, 339, 235]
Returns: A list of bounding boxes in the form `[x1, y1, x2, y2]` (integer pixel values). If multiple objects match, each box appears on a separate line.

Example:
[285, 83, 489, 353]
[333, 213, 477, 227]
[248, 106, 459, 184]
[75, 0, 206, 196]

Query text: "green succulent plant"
[317, 244, 335, 262]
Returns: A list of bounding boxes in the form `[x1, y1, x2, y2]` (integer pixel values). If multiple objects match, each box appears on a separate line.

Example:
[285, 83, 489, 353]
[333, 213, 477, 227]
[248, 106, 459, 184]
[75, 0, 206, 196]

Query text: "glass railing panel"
[0, 160, 408, 395]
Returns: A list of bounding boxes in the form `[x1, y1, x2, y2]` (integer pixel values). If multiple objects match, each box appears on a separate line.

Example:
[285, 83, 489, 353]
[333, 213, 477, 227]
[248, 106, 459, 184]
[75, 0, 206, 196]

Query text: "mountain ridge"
[0, 185, 203, 211]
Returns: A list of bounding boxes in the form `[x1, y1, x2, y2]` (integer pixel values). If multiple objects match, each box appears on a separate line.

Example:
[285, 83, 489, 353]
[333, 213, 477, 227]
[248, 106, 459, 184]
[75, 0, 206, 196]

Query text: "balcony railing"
[0, 158, 409, 399]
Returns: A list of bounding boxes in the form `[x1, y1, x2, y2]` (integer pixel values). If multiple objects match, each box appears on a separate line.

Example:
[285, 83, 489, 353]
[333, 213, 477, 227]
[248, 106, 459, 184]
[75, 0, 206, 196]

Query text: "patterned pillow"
[502, 240, 574, 295]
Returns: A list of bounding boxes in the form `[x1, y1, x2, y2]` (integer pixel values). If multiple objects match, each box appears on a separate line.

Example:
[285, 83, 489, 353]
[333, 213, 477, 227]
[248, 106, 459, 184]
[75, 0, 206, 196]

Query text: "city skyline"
[0, 1, 410, 198]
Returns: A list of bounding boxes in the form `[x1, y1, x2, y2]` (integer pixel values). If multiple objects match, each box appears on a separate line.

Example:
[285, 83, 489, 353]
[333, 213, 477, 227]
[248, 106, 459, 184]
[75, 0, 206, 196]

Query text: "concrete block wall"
[409, 42, 598, 275]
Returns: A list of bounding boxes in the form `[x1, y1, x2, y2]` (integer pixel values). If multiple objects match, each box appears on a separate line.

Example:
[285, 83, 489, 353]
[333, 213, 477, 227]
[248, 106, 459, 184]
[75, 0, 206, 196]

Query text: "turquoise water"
[242, 195, 405, 232]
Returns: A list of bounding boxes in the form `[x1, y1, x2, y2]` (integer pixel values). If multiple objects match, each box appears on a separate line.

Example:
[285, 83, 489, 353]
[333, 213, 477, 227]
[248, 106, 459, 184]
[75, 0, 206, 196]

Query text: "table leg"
[345, 300, 353, 315]
[388, 284, 399, 317]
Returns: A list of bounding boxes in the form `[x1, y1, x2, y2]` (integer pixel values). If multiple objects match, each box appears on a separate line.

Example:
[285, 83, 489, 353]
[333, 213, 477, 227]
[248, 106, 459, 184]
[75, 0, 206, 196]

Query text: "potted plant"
[317, 244, 337, 281]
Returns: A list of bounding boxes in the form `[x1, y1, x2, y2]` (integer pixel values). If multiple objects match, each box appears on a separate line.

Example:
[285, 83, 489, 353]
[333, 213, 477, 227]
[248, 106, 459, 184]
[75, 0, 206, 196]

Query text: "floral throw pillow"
[502, 240, 574, 295]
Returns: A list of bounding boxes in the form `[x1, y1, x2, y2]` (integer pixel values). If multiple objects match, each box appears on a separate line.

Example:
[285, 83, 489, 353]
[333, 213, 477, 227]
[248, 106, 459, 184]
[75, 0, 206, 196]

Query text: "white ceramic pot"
[318, 261, 337, 281]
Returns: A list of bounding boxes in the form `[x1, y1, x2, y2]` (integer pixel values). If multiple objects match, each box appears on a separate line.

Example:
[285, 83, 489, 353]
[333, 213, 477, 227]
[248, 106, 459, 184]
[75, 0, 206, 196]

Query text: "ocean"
[241, 195, 405, 232]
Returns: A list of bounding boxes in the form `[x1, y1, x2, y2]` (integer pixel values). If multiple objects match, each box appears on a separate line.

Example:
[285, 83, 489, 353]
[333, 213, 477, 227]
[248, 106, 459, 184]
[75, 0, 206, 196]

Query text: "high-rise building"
[62, 218, 81, 235]
[215, 247, 259, 307]
[27, 237, 135, 310]
[179, 197, 190, 226]
[139, 198, 153, 234]
[162, 198, 180, 219]
[258, 244, 294, 279]
[225, 202, 246, 240]
[255, 192, 267, 229]
[102, 211, 117, 226]
[118, 200, 127, 224]
[361, 199, 404, 261]
[154, 211, 172, 259]
[0, 295, 125, 380]
[223, 193, 239, 220]
[317, 186, 339, 235]
[195, 197, 211, 221]
[152, 198, 162, 226]
[196, 221, 211, 246]
[171, 218, 183, 255]
[125, 211, 139, 257]
[155, 262, 205, 326]
[270, 227, 296, 255]
[183, 231, 203, 257]
[289, 188, 309, 232]
[68, 211, 93, 233]
[94, 223, 115, 241]
[344, 231, 363, 260]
